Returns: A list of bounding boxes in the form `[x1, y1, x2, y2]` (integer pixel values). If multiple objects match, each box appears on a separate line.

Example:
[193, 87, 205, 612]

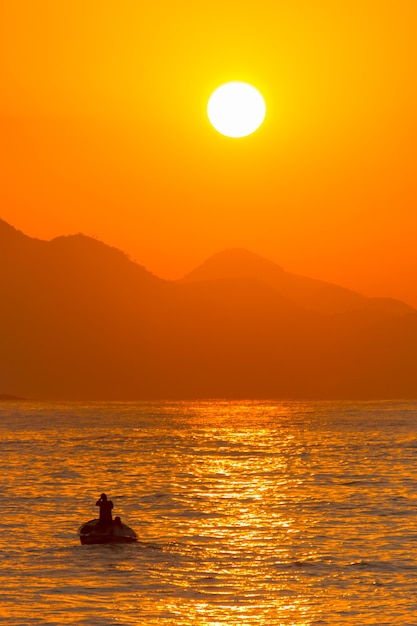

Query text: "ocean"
[1, 400, 416, 625]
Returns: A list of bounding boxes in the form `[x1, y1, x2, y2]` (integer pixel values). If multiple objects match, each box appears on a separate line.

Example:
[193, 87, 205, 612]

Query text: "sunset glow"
[1, 3, 416, 619]
[0, 1, 416, 307]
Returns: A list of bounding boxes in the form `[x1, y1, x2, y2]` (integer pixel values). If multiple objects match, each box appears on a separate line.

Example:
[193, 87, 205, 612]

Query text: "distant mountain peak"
[181, 248, 285, 283]
[1, 218, 416, 400]
[180, 247, 415, 317]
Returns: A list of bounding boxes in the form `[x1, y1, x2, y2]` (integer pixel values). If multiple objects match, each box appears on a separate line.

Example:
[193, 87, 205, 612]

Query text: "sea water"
[0, 400, 417, 625]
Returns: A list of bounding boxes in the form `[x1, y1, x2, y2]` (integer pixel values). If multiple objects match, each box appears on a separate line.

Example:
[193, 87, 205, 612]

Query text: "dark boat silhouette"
[78, 516, 137, 545]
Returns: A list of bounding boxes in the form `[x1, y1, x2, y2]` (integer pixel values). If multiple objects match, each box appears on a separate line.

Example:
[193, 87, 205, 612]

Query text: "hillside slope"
[1, 220, 416, 399]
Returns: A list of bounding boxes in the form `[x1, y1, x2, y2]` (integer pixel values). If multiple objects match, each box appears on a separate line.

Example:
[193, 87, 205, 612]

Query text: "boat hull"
[78, 519, 137, 545]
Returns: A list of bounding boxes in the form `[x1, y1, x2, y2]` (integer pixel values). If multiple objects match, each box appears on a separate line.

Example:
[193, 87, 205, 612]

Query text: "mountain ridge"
[1, 218, 416, 400]
[180, 247, 415, 316]
[1, 220, 414, 315]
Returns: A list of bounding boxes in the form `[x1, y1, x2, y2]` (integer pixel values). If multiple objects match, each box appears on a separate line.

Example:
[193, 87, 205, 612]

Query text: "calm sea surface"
[1, 400, 417, 625]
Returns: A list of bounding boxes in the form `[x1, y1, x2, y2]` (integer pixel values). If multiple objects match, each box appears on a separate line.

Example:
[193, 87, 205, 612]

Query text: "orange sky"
[1, 1, 416, 306]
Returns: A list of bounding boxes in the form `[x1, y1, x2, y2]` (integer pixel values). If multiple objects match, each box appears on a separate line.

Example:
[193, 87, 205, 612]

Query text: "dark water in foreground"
[1, 400, 417, 625]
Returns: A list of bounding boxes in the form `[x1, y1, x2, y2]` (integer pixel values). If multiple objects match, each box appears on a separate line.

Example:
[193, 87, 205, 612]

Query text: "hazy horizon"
[3, 217, 417, 310]
[1, 216, 416, 401]
[1, 2, 416, 400]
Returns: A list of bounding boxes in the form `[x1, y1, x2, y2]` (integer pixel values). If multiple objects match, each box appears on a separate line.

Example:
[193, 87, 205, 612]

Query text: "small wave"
[340, 480, 362, 485]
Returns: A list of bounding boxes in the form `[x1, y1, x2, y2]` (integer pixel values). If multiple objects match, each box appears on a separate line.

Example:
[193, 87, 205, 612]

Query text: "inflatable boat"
[78, 517, 138, 545]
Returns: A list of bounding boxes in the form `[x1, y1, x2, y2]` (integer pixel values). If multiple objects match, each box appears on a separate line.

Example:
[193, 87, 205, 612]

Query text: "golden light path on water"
[1, 400, 417, 624]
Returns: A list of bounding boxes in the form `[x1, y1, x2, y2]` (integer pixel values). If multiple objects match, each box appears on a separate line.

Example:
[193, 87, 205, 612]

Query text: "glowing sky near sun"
[0, 0, 416, 305]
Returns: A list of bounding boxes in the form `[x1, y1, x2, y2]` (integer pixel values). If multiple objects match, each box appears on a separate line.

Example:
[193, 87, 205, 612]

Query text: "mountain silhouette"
[181, 248, 415, 316]
[1, 219, 416, 400]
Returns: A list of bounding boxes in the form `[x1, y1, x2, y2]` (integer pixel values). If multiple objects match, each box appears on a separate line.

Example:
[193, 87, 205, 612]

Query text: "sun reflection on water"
[134, 404, 328, 624]
[1, 400, 416, 623]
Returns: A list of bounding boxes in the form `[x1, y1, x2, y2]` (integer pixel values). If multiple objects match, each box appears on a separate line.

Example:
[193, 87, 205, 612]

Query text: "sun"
[207, 82, 266, 138]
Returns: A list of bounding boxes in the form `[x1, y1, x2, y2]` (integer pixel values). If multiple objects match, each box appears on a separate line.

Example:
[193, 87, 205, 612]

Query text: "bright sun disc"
[207, 82, 266, 138]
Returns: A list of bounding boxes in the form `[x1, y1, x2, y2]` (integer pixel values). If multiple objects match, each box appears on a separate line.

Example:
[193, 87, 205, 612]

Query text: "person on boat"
[96, 493, 114, 526]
